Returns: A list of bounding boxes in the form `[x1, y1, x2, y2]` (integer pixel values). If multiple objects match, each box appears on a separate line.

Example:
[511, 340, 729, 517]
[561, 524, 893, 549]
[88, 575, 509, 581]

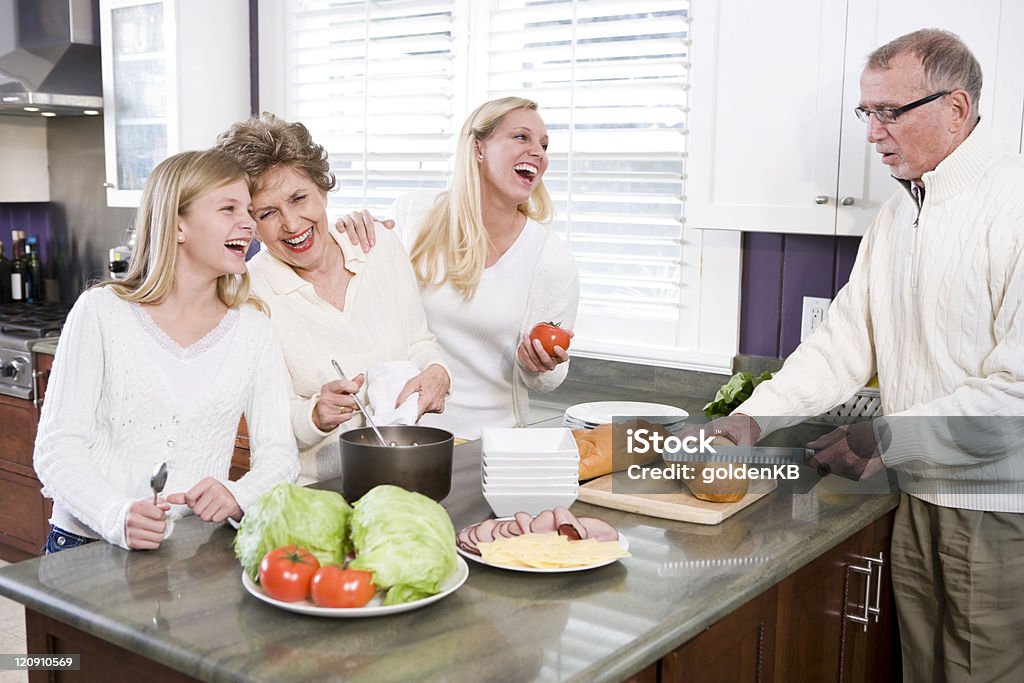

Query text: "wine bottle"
[0, 239, 11, 304]
[25, 236, 44, 304]
[10, 231, 25, 303]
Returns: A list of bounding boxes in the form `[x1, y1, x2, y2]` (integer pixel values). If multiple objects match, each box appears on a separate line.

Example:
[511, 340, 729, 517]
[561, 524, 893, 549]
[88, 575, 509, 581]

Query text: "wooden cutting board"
[577, 473, 776, 525]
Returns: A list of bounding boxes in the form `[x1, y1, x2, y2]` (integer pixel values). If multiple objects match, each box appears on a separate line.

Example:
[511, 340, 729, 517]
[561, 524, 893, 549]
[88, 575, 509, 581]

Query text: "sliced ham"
[494, 520, 514, 539]
[514, 512, 534, 534]
[553, 506, 586, 540]
[529, 509, 556, 534]
[475, 518, 498, 544]
[577, 516, 619, 542]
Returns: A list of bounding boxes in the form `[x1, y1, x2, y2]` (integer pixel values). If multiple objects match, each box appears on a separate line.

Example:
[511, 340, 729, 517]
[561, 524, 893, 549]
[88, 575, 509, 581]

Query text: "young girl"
[34, 150, 299, 552]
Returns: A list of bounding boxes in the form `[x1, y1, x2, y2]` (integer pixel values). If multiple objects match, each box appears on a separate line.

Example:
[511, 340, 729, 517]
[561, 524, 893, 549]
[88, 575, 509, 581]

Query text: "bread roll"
[573, 420, 668, 481]
[681, 436, 748, 503]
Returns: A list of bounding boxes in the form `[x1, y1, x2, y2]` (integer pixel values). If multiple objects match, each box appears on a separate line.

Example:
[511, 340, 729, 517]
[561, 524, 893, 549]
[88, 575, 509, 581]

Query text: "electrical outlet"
[800, 296, 831, 341]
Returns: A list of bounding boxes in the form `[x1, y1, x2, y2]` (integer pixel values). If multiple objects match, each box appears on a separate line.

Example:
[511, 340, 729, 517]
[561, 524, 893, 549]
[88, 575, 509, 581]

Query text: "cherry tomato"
[310, 566, 377, 608]
[529, 322, 571, 356]
[258, 545, 321, 602]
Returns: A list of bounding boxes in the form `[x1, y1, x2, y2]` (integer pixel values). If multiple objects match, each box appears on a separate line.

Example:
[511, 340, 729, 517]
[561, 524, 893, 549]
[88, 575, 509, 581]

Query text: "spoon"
[150, 461, 168, 505]
[331, 360, 391, 447]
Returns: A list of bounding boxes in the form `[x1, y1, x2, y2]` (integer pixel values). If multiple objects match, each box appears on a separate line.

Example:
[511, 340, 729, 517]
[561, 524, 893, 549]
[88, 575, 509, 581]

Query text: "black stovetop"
[0, 302, 71, 342]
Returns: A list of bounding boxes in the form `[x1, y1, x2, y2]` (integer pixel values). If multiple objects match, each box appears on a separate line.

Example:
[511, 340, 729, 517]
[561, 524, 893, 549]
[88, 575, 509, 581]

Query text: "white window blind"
[275, 0, 460, 214]
[258, 0, 741, 370]
[484, 0, 693, 358]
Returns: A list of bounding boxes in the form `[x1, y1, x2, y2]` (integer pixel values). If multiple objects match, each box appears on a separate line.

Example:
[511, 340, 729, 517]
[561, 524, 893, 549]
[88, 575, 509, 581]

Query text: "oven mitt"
[366, 361, 420, 425]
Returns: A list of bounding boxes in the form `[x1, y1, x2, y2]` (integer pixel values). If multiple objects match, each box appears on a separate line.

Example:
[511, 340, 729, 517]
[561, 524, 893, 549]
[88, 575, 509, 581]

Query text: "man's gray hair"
[867, 29, 982, 120]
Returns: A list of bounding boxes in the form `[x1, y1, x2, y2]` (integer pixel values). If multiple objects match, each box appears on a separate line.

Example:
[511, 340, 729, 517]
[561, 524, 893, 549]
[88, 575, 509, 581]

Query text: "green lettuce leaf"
[348, 485, 457, 605]
[703, 371, 774, 419]
[234, 483, 352, 581]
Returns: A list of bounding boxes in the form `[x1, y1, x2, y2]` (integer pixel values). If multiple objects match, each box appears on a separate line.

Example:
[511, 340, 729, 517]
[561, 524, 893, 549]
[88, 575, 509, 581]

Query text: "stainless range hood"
[0, 0, 103, 116]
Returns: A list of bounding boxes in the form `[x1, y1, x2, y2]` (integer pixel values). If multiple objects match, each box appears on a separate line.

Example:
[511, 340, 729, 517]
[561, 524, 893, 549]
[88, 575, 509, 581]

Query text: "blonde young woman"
[34, 150, 299, 553]
[339, 97, 580, 439]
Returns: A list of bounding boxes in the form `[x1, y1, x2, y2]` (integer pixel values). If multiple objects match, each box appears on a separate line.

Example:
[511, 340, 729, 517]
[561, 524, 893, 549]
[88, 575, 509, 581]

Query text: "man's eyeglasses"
[854, 91, 950, 124]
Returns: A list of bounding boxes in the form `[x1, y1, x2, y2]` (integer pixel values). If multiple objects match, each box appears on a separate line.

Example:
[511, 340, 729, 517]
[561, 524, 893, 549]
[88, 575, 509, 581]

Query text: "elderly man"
[706, 29, 1024, 683]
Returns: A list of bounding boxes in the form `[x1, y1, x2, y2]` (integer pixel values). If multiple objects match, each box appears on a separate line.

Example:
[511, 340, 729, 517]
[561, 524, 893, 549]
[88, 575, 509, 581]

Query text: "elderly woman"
[217, 114, 450, 483]
[340, 97, 580, 439]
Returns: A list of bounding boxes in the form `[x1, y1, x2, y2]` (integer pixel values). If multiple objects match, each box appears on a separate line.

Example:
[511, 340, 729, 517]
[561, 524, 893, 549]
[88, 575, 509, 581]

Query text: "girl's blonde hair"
[100, 149, 263, 311]
[410, 97, 553, 299]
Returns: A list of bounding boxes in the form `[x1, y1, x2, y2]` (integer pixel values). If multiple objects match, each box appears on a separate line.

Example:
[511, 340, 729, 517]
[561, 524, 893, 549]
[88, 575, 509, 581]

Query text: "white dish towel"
[366, 361, 421, 426]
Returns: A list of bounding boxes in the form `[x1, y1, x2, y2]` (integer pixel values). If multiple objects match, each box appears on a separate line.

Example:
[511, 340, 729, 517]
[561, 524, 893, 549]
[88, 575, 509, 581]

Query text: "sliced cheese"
[478, 532, 629, 569]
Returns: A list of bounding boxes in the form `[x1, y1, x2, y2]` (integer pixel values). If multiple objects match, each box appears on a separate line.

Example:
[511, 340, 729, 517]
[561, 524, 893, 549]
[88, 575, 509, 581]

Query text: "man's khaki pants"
[891, 494, 1024, 683]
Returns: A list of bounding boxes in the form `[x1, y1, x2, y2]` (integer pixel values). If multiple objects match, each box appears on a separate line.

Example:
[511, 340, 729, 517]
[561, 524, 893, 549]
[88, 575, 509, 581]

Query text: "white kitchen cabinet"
[99, 0, 250, 207]
[687, 0, 1024, 236]
[0, 119, 49, 202]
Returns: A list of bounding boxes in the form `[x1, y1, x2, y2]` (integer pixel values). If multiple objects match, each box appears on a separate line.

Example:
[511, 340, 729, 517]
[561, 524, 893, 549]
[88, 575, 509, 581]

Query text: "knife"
[662, 445, 813, 465]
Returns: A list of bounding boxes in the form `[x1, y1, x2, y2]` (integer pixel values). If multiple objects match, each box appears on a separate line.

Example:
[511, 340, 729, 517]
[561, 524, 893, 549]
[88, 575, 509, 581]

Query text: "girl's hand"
[166, 477, 241, 523]
[517, 330, 574, 373]
[125, 498, 170, 550]
[396, 364, 450, 419]
[312, 374, 366, 431]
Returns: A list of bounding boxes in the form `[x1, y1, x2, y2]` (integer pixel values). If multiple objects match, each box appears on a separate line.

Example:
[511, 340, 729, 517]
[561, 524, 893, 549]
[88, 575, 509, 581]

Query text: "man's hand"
[677, 413, 762, 447]
[335, 210, 395, 252]
[125, 498, 170, 550]
[807, 421, 885, 480]
[166, 477, 242, 524]
[396, 364, 450, 419]
[312, 374, 366, 431]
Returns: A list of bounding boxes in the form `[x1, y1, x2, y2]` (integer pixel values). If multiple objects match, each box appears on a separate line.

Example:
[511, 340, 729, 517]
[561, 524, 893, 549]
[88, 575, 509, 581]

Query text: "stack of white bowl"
[563, 401, 689, 432]
[480, 428, 579, 517]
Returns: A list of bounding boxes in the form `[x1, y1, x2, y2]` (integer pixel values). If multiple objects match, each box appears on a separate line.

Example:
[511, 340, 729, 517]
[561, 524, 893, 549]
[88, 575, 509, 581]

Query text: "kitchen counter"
[0, 436, 897, 683]
[28, 338, 59, 355]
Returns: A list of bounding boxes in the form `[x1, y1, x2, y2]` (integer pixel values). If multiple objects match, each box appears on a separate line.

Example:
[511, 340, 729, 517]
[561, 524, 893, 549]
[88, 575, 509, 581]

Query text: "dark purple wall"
[0, 203, 51, 263]
[739, 233, 861, 358]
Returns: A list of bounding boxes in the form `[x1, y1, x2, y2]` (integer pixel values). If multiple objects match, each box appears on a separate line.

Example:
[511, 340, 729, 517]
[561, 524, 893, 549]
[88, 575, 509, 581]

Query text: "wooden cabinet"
[687, 0, 1024, 236]
[0, 353, 54, 561]
[99, 0, 250, 207]
[662, 510, 898, 683]
[662, 586, 778, 683]
[229, 417, 251, 481]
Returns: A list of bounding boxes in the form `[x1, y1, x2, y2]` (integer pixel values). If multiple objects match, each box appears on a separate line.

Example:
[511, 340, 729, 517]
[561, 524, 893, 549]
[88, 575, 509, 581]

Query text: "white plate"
[563, 416, 689, 430]
[241, 556, 469, 617]
[457, 521, 629, 573]
[564, 401, 688, 426]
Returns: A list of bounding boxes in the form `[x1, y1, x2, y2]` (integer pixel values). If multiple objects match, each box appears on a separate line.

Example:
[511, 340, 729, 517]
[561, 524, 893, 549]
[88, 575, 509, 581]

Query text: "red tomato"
[258, 546, 321, 602]
[529, 322, 571, 356]
[310, 566, 377, 608]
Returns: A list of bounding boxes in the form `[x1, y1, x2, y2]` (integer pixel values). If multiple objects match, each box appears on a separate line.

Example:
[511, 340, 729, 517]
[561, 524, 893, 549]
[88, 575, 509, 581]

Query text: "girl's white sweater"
[34, 287, 299, 548]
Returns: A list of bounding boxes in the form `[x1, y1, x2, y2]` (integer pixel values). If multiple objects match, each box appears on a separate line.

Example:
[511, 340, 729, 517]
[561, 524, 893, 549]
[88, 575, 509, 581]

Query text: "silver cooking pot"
[340, 425, 454, 502]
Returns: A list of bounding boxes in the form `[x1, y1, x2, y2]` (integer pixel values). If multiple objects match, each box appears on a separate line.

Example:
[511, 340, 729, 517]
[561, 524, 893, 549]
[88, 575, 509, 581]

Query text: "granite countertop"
[28, 338, 59, 355]
[0, 433, 898, 683]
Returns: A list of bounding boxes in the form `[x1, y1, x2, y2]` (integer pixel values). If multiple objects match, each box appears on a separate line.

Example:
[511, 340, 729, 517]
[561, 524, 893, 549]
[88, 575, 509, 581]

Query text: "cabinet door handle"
[841, 196, 855, 206]
[31, 369, 41, 413]
[846, 552, 885, 632]
[846, 561, 873, 632]
[814, 195, 829, 205]
[867, 552, 884, 623]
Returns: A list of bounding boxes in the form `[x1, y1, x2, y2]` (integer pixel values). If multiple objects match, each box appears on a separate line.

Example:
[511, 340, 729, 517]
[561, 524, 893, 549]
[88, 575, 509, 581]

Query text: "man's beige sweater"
[739, 125, 1024, 512]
